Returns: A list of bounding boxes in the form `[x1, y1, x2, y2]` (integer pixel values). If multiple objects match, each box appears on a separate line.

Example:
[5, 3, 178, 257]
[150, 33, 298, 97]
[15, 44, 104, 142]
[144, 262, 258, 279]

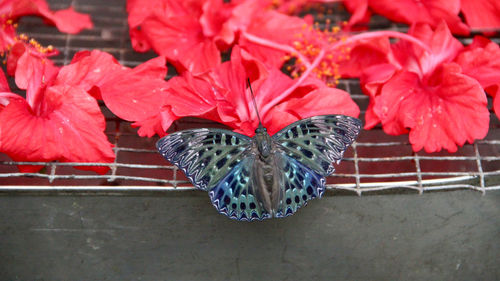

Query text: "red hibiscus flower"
[343, 0, 470, 35]
[0, 49, 114, 174]
[460, 0, 500, 34]
[361, 22, 490, 153]
[147, 46, 359, 137]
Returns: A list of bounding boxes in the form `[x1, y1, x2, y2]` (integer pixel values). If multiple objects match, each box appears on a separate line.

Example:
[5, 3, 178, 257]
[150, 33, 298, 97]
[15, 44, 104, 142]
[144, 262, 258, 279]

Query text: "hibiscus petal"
[368, 0, 469, 35]
[48, 7, 93, 34]
[54, 50, 122, 99]
[0, 85, 115, 174]
[455, 37, 500, 119]
[239, 10, 308, 69]
[338, 37, 392, 78]
[164, 74, 218, 118]
[11, 46, 59, 108]
[56, 50, 169, 123]
[0, 68, 9, 92]
[132, 106, 176, 138]
[389, 22, 462, 76]
[410, 22, 463, 74]
[98, 57, 169, 122]
[266, 87, 360, 135]
[138, 14, 221, 73]
[343, 0, 371, 29]
[460, 0, 500, 32]
[375, 64, 489, 153]
[372, 71, 415, 136]
[494, 93, 500, 120]
[455, 37, 500, 96]
[11, 0, 92, 34]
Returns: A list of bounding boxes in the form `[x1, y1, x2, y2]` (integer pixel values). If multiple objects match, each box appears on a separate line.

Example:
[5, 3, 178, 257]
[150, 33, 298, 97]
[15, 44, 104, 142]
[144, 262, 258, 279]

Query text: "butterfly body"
[157, 115, 361, 221]
[251, 125, 283, 216]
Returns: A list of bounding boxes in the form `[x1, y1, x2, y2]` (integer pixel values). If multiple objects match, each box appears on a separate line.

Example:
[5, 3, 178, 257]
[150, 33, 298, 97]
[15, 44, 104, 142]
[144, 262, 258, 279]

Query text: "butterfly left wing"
[272, 115, 362, 177]
[156, 128, 252, 191]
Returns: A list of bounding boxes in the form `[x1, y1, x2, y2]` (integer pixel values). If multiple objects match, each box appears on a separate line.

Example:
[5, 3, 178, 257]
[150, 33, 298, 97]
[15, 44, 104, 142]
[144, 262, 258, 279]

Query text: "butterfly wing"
[209, 155, 272, 221]
[272, 115, 361, 176]
[156, 128, 252, 191]
[274, 152, 326, 217]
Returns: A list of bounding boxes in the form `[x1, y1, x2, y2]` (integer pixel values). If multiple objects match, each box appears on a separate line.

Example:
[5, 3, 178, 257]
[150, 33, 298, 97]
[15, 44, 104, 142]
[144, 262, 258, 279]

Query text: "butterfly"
[157, 114, 361, 221]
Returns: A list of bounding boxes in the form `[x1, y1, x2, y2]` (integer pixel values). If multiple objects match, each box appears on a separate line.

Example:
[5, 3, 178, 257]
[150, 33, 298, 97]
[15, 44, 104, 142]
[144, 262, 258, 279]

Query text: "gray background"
[1, 191, 499, 280]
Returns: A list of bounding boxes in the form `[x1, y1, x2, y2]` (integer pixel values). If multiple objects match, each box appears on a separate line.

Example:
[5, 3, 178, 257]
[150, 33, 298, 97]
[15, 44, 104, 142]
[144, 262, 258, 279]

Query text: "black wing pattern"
[156, 128, 252, 191]
[272, 115, 362, 176]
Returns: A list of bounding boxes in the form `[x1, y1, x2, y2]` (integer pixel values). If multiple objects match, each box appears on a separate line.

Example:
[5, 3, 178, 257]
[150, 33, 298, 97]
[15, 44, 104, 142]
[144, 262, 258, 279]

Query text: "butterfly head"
[254, 125, 272, 158]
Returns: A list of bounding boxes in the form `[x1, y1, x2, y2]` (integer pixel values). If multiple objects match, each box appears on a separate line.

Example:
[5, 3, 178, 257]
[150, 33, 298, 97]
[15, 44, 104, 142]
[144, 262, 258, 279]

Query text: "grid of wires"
[1, 0, 499, 194]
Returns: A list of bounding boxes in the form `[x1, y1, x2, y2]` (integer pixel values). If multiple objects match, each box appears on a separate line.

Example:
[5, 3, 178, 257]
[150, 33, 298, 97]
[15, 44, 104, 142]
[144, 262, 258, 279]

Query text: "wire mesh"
[0, 0, 499, 194]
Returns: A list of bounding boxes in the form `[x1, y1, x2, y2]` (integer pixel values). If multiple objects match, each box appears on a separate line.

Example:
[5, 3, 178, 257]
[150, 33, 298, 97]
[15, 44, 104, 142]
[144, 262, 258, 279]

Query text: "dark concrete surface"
[0, 191, 499, 281]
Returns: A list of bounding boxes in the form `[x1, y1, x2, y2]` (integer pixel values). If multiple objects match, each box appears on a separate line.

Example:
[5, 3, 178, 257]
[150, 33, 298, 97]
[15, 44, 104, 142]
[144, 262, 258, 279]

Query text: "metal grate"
[1, 0, 499, 194]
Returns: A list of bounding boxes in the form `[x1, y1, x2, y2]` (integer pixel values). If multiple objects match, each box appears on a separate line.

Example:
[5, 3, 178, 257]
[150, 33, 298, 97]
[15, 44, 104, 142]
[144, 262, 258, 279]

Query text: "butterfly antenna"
[247, 78, 263, 128]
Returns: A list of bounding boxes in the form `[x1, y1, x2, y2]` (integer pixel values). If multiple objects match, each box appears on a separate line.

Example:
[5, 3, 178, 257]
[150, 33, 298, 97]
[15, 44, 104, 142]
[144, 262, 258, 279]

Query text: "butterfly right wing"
[156, 128, 252, 191]
[272, 115, 361, 177]
[274, 152, 326, 218]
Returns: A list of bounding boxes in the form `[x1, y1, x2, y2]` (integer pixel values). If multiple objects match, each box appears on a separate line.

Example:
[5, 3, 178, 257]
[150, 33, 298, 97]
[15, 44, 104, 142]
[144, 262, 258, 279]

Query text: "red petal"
[343, 0, 371, 29]
[164, 74, 219, 118]
[132, 106, 176, 138]
[455, 37, 500, 97]
[137, 14, 221, 73]
[460, 0, 500, 32]
[0, 85, 115, 174]
[410, 22, 463, 74]
[99, 57, 169, 122]
[129, 28, 152, 53]
[216, 0, 265, 47]
[200, 0, 234, 42]
[361, 63, 398, 98]
[11, 46, 59, 108]
[390, 22, 462, 76]
[375, 64, 489, 153]
[494, 93, 500, 120]
[126, 0, 162, 28]
[0, 68, 9, 92]
[48, 7, 93, 34]
[373, 71, 415, 136]
[126, 0, 198, 52]
[57, 50, 169, 123]
[0, 19, 16, 53]
[266, 87, 360, 135]
[239, 10, 308, 68]
[55, 50, 122, 100]
[338, 37, 392, 78]
[368, 0, 469, 35]
[11, 0, 92, 34]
